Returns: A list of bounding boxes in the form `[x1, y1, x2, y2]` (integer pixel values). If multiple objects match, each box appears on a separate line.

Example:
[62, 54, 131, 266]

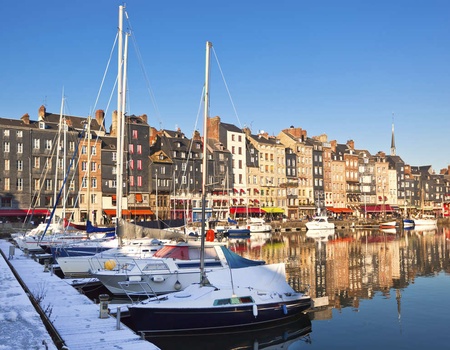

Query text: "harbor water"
[126, 225, 450, 349]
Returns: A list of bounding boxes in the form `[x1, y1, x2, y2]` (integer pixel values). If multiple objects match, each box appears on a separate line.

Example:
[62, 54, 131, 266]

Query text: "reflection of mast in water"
[396, 288, 402, 334]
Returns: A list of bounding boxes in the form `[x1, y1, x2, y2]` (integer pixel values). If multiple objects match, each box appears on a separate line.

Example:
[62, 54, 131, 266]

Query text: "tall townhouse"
[336, 140, 360, 213]
[243, 128, 262, 212]
[373, 152, 391, 208]
[386, 155, 406, 208]
[100, 111, 153, 223]
[0, 105, 81, 223]
[284, 147, 299, 219]
[77, 110, 107, 225]
[314, 134, 332, 209]
[329, 140, 347, 212]
[306, 137, 325, 214]
[208, 117, 247, 206]
[246, 131, 286, 216]
[149, 128, 203, 222]
[277, 127, 315, 218]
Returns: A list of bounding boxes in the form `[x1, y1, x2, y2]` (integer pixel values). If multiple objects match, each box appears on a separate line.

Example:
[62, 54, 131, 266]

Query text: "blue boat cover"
[86, 220, 116, 234]
[220, 246, 265, 268]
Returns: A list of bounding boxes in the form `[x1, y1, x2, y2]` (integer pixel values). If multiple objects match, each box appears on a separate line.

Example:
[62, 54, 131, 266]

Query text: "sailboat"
[127, 41, 311, 334]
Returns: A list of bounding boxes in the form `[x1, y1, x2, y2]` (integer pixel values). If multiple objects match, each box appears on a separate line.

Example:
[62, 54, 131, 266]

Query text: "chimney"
[330, 140, 337, 152]
[95, 109, 105, 128]
[346, 139, 355, 150]
[207, 116, 221, 142]
[111, 110, 118, 136]
[38, 105, 46, 121]
[21, 113, 30, 125]
[140, 114, 148, 124]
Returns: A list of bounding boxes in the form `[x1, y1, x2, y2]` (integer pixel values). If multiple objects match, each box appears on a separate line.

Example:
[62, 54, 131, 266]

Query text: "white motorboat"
[91, 240, 265, 296]
[305, 216, 335, 230]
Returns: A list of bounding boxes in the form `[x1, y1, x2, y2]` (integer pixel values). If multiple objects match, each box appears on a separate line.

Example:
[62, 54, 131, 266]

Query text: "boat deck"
[0, 239, 159, 350]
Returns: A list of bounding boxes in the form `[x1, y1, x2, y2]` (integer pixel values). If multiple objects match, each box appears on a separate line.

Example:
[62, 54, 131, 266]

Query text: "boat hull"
[128, 296, 311, 333]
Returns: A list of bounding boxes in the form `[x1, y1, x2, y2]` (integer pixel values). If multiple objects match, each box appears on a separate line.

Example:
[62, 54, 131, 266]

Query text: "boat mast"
[200, 41, 212, 286]
[116, 5, 124, 242]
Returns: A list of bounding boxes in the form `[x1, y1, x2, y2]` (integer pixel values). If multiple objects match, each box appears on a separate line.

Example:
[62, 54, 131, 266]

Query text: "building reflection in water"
[230, 226, 450, 318]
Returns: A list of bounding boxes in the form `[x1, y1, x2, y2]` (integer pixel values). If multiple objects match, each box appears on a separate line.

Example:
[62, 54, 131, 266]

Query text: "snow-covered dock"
[0, 239, 159, 350]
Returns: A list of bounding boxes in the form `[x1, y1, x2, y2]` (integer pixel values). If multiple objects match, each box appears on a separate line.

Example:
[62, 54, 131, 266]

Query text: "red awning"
[135, 193, 143, 203]
[254, 199, 259, 203]
[230, 207, 264, 215]
[327, 207, 353, 213]
[254, 188, 259, 194]
[361, 205, 396, 213]
[103, 209, 131, 216]
[129, 209, 153, 215]
[0, 209, 50, 217]
[240, 189, 246, 194]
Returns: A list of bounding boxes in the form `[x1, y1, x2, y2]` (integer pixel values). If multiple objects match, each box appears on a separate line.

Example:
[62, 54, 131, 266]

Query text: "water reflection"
[143, 313, 312, 350]
[232, 226, 450, 312]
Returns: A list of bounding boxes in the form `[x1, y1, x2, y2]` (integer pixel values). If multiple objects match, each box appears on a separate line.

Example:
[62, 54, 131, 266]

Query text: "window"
[4, 159, 10, 171]
[33, 139, 40, 149]
[112, 152, 117, 162]
[17, 143, 23, 153]
[129, 144, 134, 154]
[46, 179, 52, 191]
[137, 160, 142, 170]
[1, 196, 12, 207]
[34, 179, 40, 191]
[129, 176, 134, 186]
[16, 177, 23, 191]
[137, 144, 142, 154]
[45, 139, 52, 150]
[4, 178, 10, 191]
[91, 146, 96, 155]
[91, 178, 97, 188]
[129, 160, 134, 170]
[69, 141, 75, 151]
[132, 129, 138, 139]
[82, 178, 87, 188]
[91, 194, 97, 204]
[17, 160, 23, 171]
[3, 141, 10, 152]
[82, 161, 88, 172]
[34, 157, 40, 168]
[3, 130, 10, 136]
[81, 146, 87, 155]
[137, 176, 142, 187]
[69, 180, 75, 191]
[91, 162, 96, 172]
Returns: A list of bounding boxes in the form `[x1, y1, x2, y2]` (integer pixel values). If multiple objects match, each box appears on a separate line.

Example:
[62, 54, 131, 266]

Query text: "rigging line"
[124, 10, 164, 129]
[211, 47, 243, 129]
[91, 33, 119, 122]
[175, 87, 205, 195]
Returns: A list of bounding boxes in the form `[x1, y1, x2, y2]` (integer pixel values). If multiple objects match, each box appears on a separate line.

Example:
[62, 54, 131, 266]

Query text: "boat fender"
[282, 304, 288, 315]
[151, 275, 165, 283]
[104, 259, 116, 270]
[252, 304, 258, 317]
[206, 229, 215, 242]
[174, 280, 182, 290]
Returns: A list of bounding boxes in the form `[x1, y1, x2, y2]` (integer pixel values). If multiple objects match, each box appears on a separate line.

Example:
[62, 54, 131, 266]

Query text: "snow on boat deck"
[0, 239, 159, 350]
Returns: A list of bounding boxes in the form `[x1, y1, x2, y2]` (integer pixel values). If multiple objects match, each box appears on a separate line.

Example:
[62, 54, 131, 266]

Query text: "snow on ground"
[0, 239, 159, 350]
[0, 244, 57, 350]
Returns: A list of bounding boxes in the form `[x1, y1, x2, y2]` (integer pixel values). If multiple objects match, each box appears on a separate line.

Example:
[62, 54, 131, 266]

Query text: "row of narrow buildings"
[0, 105, 449, 225]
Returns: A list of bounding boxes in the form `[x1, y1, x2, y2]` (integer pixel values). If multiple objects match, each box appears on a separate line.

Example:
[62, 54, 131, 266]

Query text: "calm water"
[126, 226, 450, 349]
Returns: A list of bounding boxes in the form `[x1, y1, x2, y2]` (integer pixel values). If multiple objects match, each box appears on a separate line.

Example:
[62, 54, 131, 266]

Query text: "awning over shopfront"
[129, 209, 153, 216]
[103, 209, 154, 216]
[261, 207, 284, 214]
[230, 207, 264, 215]
[327, 207, 353, 213]
[361, 205, 397, 213]
[0, 209, 50, 216]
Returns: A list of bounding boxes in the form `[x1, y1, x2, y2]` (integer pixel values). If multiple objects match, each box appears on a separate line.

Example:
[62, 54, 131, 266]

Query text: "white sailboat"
[127, 41, 311, 334]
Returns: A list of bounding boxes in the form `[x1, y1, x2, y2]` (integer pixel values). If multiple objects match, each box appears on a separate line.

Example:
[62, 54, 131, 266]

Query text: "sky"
[2, 0, 449, 172]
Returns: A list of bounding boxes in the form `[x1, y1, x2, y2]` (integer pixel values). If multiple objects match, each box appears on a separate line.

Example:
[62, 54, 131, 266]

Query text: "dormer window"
[39, 122, 45, 129]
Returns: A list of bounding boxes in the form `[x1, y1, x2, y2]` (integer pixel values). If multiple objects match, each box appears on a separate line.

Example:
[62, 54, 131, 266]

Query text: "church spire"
[390, 113, 396, 156]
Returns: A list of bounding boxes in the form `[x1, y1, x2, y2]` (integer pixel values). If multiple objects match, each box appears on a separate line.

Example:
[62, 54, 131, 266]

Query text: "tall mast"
[200, 41, 212, 285]
[116, 5, 124, 236]
[87, 114, 91, 223]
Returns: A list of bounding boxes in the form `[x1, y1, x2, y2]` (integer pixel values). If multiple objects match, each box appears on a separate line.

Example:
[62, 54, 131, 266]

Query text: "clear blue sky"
[2, 0, 449, 172]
